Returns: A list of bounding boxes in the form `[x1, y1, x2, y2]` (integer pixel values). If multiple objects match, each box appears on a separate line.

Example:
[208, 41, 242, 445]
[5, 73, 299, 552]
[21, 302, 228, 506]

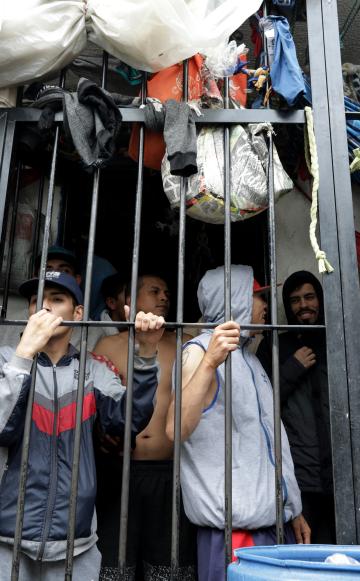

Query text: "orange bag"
[128, 54, 247, 171]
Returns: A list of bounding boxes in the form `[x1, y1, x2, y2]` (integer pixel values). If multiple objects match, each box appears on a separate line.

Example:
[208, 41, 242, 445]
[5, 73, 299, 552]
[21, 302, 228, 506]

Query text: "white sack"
[0, 0, 262, 88]
[0, 0, 87, 88]
[88, 0, 263, 72]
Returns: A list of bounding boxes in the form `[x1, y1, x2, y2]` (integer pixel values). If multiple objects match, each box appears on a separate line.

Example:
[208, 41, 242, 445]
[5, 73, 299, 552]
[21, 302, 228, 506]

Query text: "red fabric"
[32, 392, 96, 435]
[91, 352, 120, 376]
[356, 231, 360, 268]
[128, 54, 247, 171]
[231, 530, 255, 562]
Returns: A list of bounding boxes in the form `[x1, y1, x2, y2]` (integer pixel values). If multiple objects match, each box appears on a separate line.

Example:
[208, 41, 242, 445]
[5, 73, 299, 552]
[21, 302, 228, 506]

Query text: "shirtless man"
[93, 275, 197, 581]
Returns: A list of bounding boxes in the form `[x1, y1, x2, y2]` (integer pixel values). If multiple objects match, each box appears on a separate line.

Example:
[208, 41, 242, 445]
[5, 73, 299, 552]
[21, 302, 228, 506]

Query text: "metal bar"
[306, 0, 357, 543]
[64, 52, 107, 577]
[1, 163, 22, 318]
[223, 76, 233, 571]
[29, 175, 45, 276]
[11, 119, 61, 581]
[320, 0, 360, 541]
[0, 116, 16, 270]
[4, 108, 306, 125]
[170, 59, 189, 580]
[64, 169, 101, 580]
[118, 71, 147, 576]
[267, 132, 284, 544]
[0, 319, 326, 331]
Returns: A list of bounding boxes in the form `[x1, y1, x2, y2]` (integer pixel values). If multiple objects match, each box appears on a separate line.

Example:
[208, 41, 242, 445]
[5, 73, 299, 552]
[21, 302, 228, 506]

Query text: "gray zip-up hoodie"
[180, 265, 302, 530]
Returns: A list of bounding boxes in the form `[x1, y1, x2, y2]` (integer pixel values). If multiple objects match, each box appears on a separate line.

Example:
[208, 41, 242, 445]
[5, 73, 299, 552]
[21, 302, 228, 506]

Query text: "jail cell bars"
[0, 1, 359, 579]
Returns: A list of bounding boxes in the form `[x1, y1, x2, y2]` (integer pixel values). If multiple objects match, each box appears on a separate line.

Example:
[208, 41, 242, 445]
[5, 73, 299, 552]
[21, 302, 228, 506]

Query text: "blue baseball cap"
[19, 271, 84, 305]
[34, 246, 78, 273]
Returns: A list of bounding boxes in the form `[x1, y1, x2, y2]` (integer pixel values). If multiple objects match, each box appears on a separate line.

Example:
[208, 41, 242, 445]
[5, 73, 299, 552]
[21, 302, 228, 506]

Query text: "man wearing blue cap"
[0, 271, 164, 580]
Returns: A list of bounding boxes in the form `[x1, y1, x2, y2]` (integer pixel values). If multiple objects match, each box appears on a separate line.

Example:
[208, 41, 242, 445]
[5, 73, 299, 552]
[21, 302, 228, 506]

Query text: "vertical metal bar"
[1, 163, 22, 318]
[223, 76, 232, 571]
[320, 0, 360, 542]
[306, 0, 357, 543]
[118, 71, 147, 576]
[11, 107, 62, 581]
[29, 175, 45, 276]
[0, 116, 16, 270]
[64, 169, 100, 580]
[266, 132, 284, 544]
[170, 59, 188, 580]
[64, 54, 107, 578]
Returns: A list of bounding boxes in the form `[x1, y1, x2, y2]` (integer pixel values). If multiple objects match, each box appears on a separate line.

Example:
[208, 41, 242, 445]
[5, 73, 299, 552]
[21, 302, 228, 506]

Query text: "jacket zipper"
[37, 365, 59, 560]
[242, 346, 288, 504]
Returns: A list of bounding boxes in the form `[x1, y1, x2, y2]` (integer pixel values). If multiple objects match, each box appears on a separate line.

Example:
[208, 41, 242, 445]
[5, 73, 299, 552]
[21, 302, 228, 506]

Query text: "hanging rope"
[350, 148, 360, 173]
[304, 106, 334, 274]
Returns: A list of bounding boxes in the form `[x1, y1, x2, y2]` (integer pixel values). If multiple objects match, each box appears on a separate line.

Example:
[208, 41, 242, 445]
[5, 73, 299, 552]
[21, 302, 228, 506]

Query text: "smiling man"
[257, 270, 335, 544]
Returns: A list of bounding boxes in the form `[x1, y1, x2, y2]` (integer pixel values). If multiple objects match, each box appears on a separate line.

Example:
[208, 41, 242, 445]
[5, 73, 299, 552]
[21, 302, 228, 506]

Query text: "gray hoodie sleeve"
[0, 353, 32, 445]
[93, 354, 158, 437]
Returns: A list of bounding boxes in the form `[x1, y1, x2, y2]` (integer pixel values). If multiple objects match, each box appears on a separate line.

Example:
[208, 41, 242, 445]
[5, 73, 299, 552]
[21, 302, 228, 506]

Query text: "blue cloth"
[81, 255, 117, 320]
[268, 16, 305, 106]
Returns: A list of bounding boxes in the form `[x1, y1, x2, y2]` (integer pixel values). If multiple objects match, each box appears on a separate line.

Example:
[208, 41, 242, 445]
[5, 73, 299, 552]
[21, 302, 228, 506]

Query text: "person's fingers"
[31, 308, 49, 319]
[48, 316, 63, 331]
[139, 317, 151, 332]
[147, 318, 158, 330]
[124, 304, 130, 322]
[155, 316, 165, 330]
[293, 523, 303, 544]
[216, 329, 240, 337]
[217, 321, 240, 331]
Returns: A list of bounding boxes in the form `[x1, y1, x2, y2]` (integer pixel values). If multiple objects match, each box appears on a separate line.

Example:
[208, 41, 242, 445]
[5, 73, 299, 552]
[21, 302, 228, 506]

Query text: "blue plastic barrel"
[227, 545, 360, 580]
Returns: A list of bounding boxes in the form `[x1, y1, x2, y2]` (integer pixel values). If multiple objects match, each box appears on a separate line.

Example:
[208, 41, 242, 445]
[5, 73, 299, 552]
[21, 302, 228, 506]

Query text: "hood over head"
[197, 265, 254, 331]
[282, 270, 324, 325]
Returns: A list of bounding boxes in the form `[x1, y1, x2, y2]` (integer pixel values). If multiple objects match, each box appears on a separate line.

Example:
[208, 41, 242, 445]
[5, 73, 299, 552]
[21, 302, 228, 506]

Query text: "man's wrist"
[15, 347, 35, 361]
[136, 342, 158, 358]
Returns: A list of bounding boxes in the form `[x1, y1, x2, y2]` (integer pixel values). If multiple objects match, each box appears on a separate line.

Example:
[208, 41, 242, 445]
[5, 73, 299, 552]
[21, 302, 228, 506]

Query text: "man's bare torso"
[94, 330, 191, 460]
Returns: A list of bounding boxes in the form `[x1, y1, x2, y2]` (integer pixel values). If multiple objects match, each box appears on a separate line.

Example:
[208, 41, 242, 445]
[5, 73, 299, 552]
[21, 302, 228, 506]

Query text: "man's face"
[251, 293, 268, 332]
[289, 283, 319, 325]
[135, 276, 170, 317]
[29, 286, 83, 337]
[106, 289, 126, 322]
[44, 258, 81, 285]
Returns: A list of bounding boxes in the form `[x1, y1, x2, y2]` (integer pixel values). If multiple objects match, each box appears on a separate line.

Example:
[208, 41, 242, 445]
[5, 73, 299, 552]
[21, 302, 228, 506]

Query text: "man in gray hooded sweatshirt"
[166, 265, 310, 581]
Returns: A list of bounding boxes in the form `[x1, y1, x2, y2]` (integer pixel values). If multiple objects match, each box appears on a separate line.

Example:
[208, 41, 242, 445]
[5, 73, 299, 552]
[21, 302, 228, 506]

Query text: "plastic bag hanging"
[0, 0, 263, 88]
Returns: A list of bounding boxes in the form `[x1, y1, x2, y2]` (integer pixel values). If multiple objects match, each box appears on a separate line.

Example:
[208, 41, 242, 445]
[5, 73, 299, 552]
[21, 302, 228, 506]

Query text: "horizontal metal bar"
[0, 318, 325, 331]
[4, 107, 305, 125]
[345, 112, 360, 119]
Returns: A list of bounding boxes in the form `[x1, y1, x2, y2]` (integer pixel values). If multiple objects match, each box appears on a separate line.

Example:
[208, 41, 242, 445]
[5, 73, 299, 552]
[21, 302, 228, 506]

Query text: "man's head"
[126, 275, 170, 318]
[198, 265, 268, 334]
[101, 273, 126, 322]
[19, 272, 84, 338]
[35, 246, 81, 285]
[282, 271, 323, 325]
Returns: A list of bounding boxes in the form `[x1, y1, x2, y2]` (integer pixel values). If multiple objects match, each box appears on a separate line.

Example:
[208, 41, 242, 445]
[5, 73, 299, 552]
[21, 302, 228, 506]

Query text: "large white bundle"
[0, 0, 262, 88]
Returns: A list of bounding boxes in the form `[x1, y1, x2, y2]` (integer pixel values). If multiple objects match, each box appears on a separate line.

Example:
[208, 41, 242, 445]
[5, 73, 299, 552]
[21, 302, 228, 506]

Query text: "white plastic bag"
[0, 0, 263, 88]
[89, 0, 262, 72]
[0, 0, 87, 89]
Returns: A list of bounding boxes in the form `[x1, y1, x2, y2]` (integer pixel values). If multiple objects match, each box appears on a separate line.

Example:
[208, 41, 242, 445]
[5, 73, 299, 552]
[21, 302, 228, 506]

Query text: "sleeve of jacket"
[93, 354, 158, 437]
[0, 352, 32, 446]
[257, 336, 308, 404]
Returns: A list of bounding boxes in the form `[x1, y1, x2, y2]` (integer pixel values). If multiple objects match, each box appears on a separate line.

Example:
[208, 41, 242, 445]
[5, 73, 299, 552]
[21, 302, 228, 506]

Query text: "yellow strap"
[304, 106, 334, 274]
[350, 148, 360, 173]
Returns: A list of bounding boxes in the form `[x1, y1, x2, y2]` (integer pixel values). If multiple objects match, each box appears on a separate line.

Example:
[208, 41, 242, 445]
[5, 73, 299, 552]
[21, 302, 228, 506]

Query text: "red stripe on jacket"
[32, 393, 97, 435]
